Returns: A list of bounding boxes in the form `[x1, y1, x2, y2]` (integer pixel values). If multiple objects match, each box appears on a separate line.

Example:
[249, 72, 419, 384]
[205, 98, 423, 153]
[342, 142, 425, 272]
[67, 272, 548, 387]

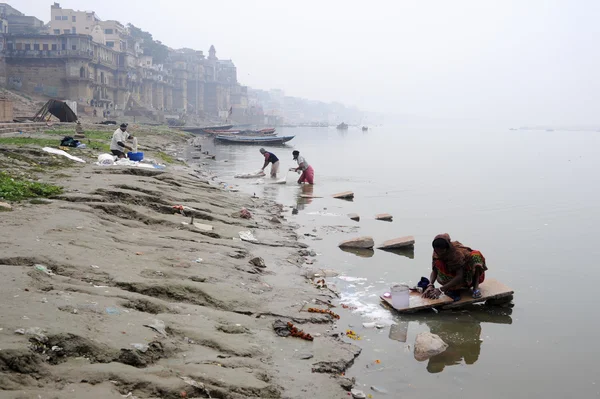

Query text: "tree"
[127, 23, 170, 64]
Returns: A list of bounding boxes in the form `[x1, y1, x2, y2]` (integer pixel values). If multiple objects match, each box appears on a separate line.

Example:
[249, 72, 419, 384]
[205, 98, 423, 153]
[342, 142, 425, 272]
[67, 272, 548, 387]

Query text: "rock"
[348, 213, 360, 221]
[414, 332, 448, 361]
[339, 236, 374, 249]
[338, 376, 356, 391]
[378, 235, 415, 250]
[299, 353, 313, 360]
[351, 389, 367, 399]
[0, 202, 12, 211]
[308, 250, 317, 257]
[273, 320, 290, 337]
[249, 257, 266, 268]
[143, 319, 167, 337]
[371, 386, 389, 394]
[298, 249, 310, 257]
[375, 213, 393, 221]
[189, 276, 206, 282]
[333, 191, 354, 199]
[29, 198, 53, 205]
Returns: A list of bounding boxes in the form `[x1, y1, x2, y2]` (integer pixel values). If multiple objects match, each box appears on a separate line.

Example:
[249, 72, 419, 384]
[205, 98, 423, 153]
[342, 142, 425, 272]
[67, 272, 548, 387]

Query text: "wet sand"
[0, 127, 359, 398]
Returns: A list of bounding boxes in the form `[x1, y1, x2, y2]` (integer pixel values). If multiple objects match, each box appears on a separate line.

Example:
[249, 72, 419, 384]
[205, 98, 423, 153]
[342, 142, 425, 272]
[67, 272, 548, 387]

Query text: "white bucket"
[391, 284, 410, 309]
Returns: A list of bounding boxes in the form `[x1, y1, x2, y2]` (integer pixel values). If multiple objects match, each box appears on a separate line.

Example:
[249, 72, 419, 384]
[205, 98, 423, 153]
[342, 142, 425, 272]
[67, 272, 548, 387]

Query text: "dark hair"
[120, 123, 128, 128]
[432, 237, 450, 249]
[292, 150, 299, 156]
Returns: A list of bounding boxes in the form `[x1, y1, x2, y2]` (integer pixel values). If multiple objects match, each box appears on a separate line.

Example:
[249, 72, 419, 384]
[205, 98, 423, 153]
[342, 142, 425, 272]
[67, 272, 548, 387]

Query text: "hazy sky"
[13, 0, 600, 125]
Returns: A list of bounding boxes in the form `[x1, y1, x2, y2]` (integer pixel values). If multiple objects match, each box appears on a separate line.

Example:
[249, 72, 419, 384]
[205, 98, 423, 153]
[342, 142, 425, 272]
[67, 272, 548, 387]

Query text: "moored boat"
[337, 122, 349, 130]
[215, 135, 295, 145]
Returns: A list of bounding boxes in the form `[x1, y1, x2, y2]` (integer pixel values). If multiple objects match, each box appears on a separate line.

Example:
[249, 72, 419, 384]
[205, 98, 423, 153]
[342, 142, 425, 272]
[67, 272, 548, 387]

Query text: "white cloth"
[296, 155, 308, 171]
[110, 128, 129, 152]
[42, 147, 86, 163]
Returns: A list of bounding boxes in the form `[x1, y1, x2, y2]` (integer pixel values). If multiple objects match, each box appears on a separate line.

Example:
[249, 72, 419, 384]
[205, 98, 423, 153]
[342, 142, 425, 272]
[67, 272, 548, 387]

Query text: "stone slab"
[338, 236, 374, 249]
[380, 278, 514, 313]
[333, 191, 354, 199]
[348, 213, 360, 221]
[377, 236, 415, 250]
[193, 222, 214, 231]
[375, 213, 393, 221]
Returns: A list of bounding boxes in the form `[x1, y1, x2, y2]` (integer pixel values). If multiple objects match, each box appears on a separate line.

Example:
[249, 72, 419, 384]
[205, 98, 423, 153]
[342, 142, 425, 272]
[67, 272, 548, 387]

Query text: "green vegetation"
[0, 172, 62, 201]
[157, 151, 175, 164]
[44, 130, 112, 140]
[128, 24, 170, 64]
[0, 137, 62, 148]
[0, 136, 110, 152]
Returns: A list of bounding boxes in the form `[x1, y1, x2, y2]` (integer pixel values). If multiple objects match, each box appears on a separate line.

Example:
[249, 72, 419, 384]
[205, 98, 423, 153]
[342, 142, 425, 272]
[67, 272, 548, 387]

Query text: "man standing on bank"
[259, 148, 280, 178]
[110, 123, 134, 158]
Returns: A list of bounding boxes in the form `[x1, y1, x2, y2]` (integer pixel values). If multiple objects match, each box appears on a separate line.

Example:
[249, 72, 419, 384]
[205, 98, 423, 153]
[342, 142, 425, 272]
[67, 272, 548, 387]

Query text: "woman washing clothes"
[422, 234, 488, 301]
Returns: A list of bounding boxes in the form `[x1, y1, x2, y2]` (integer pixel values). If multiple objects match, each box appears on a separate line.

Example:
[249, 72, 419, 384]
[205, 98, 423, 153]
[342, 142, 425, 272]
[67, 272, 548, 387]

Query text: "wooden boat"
[337, 122, 349, 130]
[260, 128, 276, 134]
[180, 125, 233, 134]
[215, 135, 295, 145]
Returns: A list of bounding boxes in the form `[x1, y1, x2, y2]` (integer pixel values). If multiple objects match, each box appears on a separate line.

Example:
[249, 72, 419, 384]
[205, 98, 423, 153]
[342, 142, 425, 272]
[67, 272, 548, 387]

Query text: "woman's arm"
[422, 268, 438, 298]
[440, 268, 464, 292]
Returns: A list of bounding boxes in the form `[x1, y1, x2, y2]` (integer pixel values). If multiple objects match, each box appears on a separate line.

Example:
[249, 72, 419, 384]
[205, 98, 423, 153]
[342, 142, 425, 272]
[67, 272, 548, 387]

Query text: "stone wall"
[5, 58, 67, 98]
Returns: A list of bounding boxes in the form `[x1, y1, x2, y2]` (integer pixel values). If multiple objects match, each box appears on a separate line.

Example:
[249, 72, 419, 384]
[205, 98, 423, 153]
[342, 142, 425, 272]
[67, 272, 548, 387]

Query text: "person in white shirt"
[110, 123, 133, 158]
[292, 150, 314, 184]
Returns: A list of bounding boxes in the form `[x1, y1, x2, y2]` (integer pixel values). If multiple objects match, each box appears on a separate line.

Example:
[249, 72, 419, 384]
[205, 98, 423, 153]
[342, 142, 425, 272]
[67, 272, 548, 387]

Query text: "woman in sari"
[422, 234, 487, 300]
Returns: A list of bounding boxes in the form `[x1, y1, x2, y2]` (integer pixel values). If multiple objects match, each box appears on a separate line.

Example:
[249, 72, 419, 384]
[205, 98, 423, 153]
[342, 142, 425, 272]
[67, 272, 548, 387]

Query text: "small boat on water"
[362, 126, 369, 131]
[337, 122, 349, 130]
[215, 135, 295, 145]
[180, 125, 233, 134]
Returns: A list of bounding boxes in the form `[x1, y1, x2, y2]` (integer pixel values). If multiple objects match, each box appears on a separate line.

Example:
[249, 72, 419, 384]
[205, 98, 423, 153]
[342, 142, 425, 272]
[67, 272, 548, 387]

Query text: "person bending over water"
[292, 150, 314, 184]
[259, 148, 280, 178]
[422, 233, 487, 300]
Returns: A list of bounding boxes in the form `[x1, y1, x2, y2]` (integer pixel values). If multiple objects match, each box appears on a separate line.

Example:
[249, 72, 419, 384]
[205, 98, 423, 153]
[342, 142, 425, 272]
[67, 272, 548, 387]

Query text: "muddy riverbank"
[0, 126, 360, 399]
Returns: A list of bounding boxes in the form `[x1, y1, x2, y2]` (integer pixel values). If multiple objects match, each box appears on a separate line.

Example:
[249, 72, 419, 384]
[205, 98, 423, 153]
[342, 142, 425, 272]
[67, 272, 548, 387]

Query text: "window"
[72, 45, 77, 50]
[63, 29, 69, 34]
[55, 16, 61, 20]
[7, 43, 13, 50]
[53, 29, 60, 34]
[24, 44, 31, 50]
[104, 29, 113, 34]
[52, 44, 57, 51]
[61, 43, 66, 50]
[62, 15, 68, 20]
[106, 41, 114, 48]
[72, 16, 76, 22]
[71, 27, 76, 34]
[33, 44, 40, 50]
[43, 44, 49, 50]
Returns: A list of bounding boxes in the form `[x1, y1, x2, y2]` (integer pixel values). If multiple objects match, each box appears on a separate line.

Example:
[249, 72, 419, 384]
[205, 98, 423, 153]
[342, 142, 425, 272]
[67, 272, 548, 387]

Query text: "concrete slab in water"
[333, 191, 354, 199]
[378, 236, 415, 250]
[380, 278, 514, 313]
[375, 213, 393, 221]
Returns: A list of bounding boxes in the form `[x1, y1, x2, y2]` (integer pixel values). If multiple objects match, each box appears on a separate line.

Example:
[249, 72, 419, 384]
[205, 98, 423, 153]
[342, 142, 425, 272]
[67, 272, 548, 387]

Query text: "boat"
[215, 135, 295, 145]
[180, 125, 234, 134]
[336, 122, 348, 130]
[362, 126, 368, 131]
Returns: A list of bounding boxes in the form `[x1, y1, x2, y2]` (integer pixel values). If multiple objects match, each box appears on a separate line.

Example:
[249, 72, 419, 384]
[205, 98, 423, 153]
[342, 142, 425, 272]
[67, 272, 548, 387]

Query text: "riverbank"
[0, 125, 360, 399]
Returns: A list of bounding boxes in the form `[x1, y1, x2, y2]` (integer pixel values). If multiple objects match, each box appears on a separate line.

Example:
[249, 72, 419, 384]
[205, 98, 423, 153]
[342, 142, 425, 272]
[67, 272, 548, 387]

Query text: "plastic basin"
[127, 152, 144, 161]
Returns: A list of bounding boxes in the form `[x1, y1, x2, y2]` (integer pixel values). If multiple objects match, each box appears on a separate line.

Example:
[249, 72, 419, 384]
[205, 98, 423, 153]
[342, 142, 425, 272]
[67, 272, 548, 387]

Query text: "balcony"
[3, 49, 94, 59]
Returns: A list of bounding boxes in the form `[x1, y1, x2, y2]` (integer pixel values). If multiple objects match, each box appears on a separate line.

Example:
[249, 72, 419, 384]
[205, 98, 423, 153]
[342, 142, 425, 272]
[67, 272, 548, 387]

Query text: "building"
[2, 33, 174, 120]
[0, 4, 43, 34]
[49, 2, 99, 35]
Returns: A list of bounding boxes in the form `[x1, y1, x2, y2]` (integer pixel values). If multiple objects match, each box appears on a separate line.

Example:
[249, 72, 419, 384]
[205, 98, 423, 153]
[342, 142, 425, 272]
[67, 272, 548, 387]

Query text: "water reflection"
[294, 185, 315, 213]
[390, 307, 512, 373]
[340, 247, 375, 258]
[380, 247, 415, 259]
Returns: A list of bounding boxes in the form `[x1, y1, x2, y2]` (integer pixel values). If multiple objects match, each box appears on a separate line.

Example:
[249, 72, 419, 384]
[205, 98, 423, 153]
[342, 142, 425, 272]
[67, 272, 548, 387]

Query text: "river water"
[190, 126, 600, 399]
